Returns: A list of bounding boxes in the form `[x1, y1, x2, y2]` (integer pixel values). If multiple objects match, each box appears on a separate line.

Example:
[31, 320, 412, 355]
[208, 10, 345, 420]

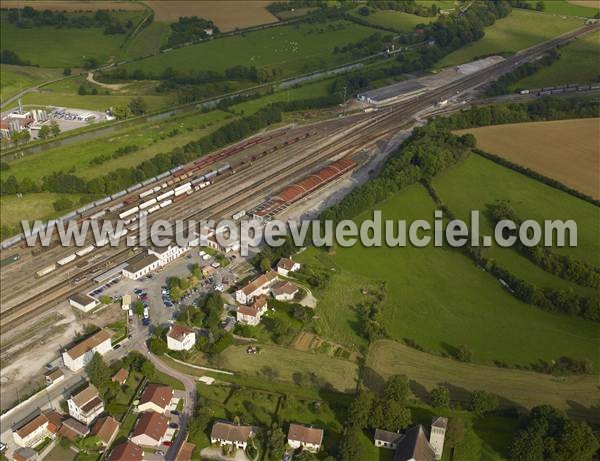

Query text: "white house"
[68, 384, 104, 425]
[235, 271, 278, 304]
[210, 421, 256, 450]
[130, 412, 169, 448]
[68, 293, 99, 312]
[122, 254, 160, 280]
[12, 410, 62, 448]
[62, 329, 112, 372]
[236, 296, 268, 326]
[374, 429, 403, 450]
[271, 280, 299, 301]
[276, 258, 301, 276]
[137, 384, 174, 414]
[287, 424, 324, 453]
[149, 245, 188, 265]
[429, 417, 448, 460]
[166, 324, 196, 351]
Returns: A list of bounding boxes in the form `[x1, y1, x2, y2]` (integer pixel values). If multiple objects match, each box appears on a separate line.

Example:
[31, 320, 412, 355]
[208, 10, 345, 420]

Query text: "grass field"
[433, 154, 600, 265]
[0, 12, 144, 68]
[0, 64, 63, 101]
[215, 344, 359, 392]
[123, 21, 171, 59]
[437, 9, 583, 67]
[0, 192, 92, 231]
[121, 20, 381, 77]
[456, 118, 600, 199]
[143, 0, 278, 30]
[297, 184, 599, 371]
[524, 0, 600, 17]
[350, 8, 435, 32]
[367, 340, 600, 422]
[511, 29, 600, 89]
[0, 1, 145, 12]
[21, 91, 172, 112]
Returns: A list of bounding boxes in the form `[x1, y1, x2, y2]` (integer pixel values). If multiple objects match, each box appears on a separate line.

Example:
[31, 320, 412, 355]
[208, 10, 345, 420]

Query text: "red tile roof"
[132, 411, 168, 442]
[287, 423, 324, 445]
[91, 416, 120, 445]
[168, 324, 194, 342]
[108, 441, 143, 461]
[139, 384, 173, 410]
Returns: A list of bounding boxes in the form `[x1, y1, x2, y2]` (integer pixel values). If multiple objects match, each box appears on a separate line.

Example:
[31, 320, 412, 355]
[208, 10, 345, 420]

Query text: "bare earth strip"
[366, 340, 600, 422]
[456, 118, 600, 199]
[0, 1, 145, 11]
[143, 0, 279, 31]
[569, 0, 600, 7]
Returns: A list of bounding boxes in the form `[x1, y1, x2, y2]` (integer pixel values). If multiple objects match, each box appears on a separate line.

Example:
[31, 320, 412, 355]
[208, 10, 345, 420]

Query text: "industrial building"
[357, 80, 427, 106]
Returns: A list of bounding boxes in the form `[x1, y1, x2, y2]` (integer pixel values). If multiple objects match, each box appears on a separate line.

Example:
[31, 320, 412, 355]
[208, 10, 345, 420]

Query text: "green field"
[0, 64, 63, 101]
[437, 9, 583, 67]
[1, 192, 92, 231]
[350, 8, 435, 32]
[122, 21, 171, 59]
[523, 0, 600, 17]
[511, 29, 600, 88]
[121, 20, 381, 77]
[0, 13, 144, 68]
[297, 183, 599, 370]
[415, 0, 457, 10]
[433, 154, 599, 265]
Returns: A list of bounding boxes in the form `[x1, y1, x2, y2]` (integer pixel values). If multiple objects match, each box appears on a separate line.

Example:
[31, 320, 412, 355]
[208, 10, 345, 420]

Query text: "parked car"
[162, 441, 172, 447]
[169, 422, 179, 429]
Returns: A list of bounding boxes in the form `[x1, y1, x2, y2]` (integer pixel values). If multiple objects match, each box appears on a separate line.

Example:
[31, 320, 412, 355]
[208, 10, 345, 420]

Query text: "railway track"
[1, 23, 596, 333]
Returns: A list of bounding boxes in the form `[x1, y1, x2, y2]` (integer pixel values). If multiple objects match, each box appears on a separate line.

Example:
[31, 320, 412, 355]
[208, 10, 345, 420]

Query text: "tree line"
[166, 15, 219, 47]
[487, 201, 600, 289]
[2, 7, 133, 34]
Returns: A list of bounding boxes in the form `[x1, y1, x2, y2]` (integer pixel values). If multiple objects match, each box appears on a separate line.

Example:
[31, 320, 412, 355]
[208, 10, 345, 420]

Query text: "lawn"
[437, 9, 583, 67]
[152, 368, 185, 390]
[297, 184, 599, 371]
[21, 92, 172, 113]
[0, 64, 63, 101]
[121, 20, 381, 77]
[0, 12, 144, 68]
[455, 118, 600, 199]
[510, 29, 600, 89]
[367, 340, 600, 422]
[215, 344, 359, 392]
[350, 8, 436, 32]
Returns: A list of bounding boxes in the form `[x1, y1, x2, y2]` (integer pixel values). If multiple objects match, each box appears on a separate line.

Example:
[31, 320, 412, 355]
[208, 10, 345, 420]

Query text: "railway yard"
[1, 21, 597, 338]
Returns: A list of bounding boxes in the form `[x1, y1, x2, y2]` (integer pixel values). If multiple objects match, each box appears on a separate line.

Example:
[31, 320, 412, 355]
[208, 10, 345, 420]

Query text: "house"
[12, 410, 62, 448]
[137, 384, 174, 414]
[374, 429, 403, 450]
[68, 384, 104, 425]
[287, 423, 324, 453]
[107, 441, 143, 461]
[235, 271, 278, 304]
[58, 418, 90, 441]
[175, 439, 196, 461]
[167, 324, 196, 351]
[276, 258, 301, 276]
[130, 412, 169, 447]
[210, 421, 256, 450]
[12, 447, 38, 461]
[62, 329, 112, 372]
[91, 416, 120, 448]
[236, 295, 268, 326]
[429, 417, 448, 460]
[112, 368, 129, 385]
[44, 368, 64, 386]
[393, 425, 436, 461]
[271, 280, 299, 301]
[68, 293, 99, 312]
[122, 254, 160, 280]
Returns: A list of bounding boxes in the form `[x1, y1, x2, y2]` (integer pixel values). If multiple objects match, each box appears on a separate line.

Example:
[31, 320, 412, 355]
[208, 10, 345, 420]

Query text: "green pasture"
[0, 65, 63, 101]
[350, 8, 435, 32]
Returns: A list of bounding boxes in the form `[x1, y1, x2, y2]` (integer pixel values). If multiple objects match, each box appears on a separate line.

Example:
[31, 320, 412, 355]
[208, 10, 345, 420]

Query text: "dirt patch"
[291, 331, 315, 352]
[86, 72, 129, 91]
[456, 118, 600, 199]
[568, 0, 600, 8]
[1, 1, 145, 11]
[143, 0, 278, 31]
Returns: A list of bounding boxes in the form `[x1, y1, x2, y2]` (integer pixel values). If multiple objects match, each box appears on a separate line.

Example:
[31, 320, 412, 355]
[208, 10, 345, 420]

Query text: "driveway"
[200, 447, 251, 461]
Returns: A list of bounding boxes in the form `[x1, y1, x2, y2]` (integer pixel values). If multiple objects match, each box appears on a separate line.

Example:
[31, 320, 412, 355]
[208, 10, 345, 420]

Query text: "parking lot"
[91, 248, 243, 329]
[48, 106, 110, 132]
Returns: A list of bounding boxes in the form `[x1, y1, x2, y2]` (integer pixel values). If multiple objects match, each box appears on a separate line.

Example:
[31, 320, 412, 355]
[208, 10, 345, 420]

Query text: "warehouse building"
[68, 293, 99, 312]
[357, 80, 427, 106]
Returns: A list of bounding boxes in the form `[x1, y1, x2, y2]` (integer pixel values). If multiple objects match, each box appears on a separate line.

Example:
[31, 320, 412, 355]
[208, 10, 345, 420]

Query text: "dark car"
[169, 422, 179, 429]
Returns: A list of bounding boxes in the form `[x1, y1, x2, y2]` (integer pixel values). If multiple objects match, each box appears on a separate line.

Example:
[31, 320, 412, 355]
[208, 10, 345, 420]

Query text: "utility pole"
[342, 86, 347, 115]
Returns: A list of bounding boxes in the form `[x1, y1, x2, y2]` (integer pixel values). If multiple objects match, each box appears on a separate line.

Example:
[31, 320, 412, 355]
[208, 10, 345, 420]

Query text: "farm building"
[357, 80, 427, 106]
[62, 329, 112, 371]
[68, 293, 99, 312]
